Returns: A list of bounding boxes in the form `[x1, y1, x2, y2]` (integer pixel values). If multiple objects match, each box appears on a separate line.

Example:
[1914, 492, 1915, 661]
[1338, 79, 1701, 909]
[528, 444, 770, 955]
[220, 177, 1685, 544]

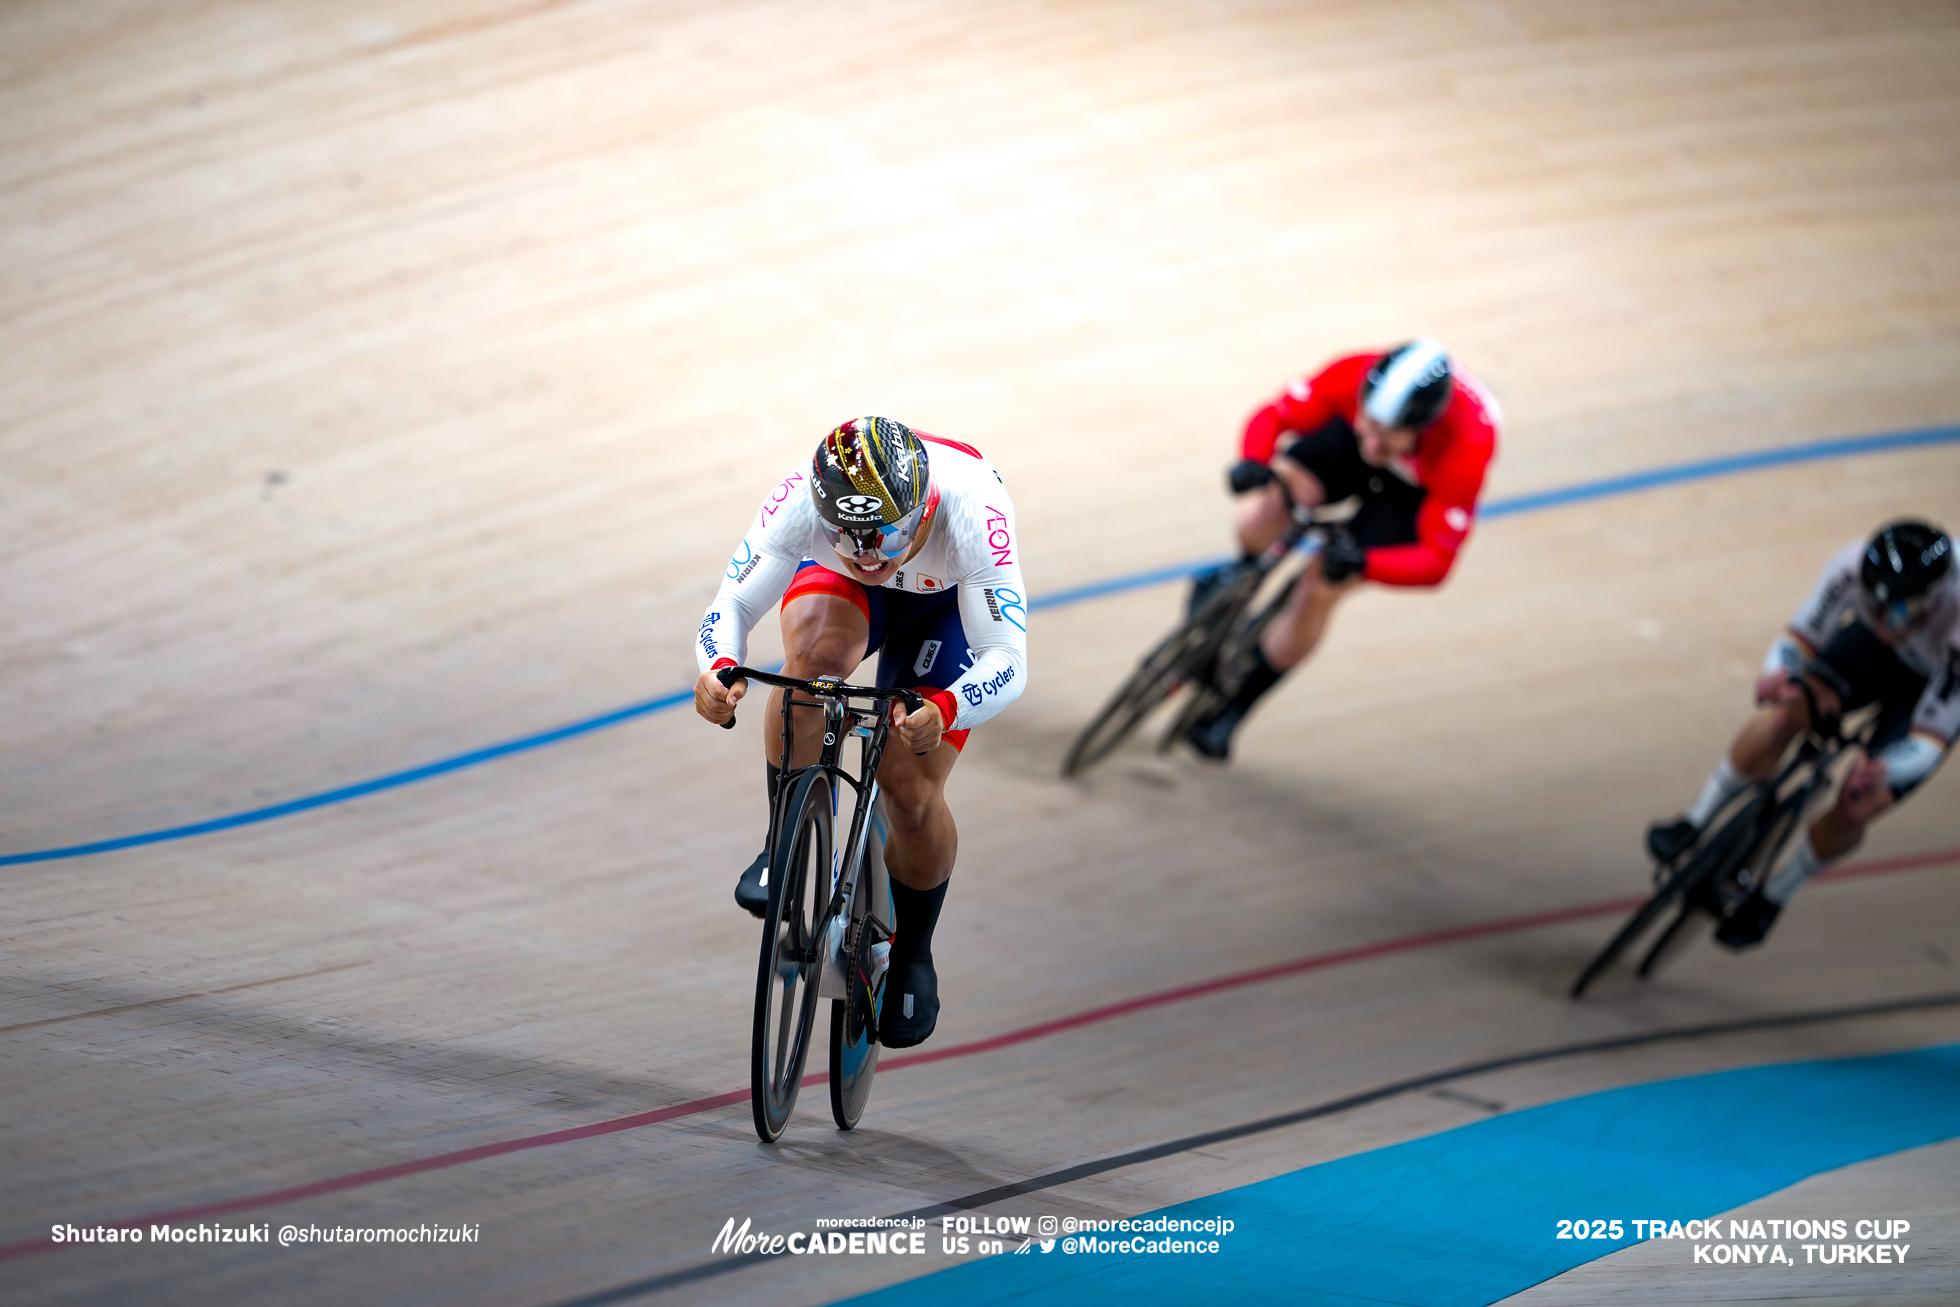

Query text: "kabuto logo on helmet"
[811, 416, 931, 534]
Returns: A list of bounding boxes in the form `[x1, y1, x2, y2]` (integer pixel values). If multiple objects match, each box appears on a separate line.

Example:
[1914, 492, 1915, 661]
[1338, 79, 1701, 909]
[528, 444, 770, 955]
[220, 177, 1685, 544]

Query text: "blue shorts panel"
[789, 560, 973, 693]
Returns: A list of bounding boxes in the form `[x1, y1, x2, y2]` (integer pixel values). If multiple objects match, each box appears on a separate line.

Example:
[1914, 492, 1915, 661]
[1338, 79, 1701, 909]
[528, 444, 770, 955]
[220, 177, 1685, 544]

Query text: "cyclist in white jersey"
[1648, 520, 1957, 946]
[693, 417, 1028, 1047]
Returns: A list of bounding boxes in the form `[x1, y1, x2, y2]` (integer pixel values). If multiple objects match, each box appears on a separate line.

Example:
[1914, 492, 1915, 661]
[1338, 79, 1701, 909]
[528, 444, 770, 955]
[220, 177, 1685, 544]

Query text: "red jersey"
[1240, 352, 1500, 587]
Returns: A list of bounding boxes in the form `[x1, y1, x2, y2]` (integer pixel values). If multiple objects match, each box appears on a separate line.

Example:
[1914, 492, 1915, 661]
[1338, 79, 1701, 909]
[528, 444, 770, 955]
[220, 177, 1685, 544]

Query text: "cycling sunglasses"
[820, 488, 936, 564]
[1875, 593, 1930, 631]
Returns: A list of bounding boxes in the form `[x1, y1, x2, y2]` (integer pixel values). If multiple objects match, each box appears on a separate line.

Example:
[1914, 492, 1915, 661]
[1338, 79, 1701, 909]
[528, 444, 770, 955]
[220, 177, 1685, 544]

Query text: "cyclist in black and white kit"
[693, 417, 1028, 1048]
[1648, 520, 1957, 946]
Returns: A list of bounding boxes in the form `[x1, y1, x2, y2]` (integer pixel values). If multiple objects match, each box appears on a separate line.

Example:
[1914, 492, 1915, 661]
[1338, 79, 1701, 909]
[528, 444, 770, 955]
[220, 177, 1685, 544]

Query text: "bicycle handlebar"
[713, 665, 924, 730]
[1760, 655, 1849, 742]
[1799, 657, 1852, 706]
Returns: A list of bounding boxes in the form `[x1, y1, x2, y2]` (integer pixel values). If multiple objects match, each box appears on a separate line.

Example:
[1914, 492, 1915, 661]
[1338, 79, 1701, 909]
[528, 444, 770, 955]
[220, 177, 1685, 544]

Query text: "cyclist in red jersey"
[1184, 341, 1500, 758]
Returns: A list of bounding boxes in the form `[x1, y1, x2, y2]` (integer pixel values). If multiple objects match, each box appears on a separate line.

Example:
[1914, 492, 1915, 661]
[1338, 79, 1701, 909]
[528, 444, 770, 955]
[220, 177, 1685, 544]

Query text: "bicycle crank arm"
[818, 913, 852, 1000]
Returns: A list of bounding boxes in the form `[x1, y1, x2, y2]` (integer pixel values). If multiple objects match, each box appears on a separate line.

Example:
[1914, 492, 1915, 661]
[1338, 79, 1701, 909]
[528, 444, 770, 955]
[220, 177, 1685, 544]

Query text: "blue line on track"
[1480, 424, 1960, 519]
[1027, 560, 1224, 612]
[0, 690, 685, 866]
[837, 1041, 1960, 1307]
[5, 423, 1956, 868]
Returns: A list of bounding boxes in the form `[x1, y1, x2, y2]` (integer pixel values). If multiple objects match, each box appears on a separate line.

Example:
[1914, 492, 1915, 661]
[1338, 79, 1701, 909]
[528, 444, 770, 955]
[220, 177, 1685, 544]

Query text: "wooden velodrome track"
[4, 1, 1958, 1303]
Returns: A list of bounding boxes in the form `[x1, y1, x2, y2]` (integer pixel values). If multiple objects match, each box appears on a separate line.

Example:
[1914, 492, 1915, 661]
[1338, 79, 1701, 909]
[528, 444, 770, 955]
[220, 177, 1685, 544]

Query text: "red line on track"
[7, 844, 1955, 1263]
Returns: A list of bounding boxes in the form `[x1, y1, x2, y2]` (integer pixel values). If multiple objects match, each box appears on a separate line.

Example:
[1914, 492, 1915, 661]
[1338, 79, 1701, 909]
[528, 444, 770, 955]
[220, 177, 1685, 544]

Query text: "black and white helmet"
[1861, 518, 1952, 629]
[1360, 340, 1454, 431]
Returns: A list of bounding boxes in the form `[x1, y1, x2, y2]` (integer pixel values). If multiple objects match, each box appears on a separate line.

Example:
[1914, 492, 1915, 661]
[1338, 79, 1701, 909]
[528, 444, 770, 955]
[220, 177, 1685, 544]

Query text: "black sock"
[1225, 647, 1285, 714]
[889, 879, 948, 967]
[755, 762, 782, 859]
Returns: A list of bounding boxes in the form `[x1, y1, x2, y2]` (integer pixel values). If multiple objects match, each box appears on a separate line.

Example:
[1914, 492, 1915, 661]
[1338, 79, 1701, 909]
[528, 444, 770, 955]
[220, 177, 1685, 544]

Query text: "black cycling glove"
[1227, 458, 1274, 495]
[1320, 530, 1366, 584]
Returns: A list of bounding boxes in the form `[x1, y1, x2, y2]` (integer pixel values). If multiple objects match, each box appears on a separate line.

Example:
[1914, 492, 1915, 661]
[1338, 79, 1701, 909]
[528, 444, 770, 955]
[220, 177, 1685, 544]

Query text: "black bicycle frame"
[717, 665, 921, 943]
[1257, 477, 1327, 567]
[1713, 669, 1873, 890]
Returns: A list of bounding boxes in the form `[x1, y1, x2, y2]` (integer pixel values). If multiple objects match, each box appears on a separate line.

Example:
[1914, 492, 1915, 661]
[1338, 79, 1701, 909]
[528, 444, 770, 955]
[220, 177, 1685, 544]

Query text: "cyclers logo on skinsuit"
[961, 663, 1014, 707]
[982, 587, 1025, 631]
[698, 612, 722, 660]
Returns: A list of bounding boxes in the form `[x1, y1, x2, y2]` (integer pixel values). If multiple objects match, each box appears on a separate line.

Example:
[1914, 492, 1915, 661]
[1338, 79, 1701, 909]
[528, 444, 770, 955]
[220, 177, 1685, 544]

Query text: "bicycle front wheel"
[1156, 572, 1300, 754]
[1062, 576, 1252, 777]
[1570, 794, 1764, 997]
[830, 796, 890, 1130]
[752, 768, 833, 1142]
[1636, 790, 1805, 979]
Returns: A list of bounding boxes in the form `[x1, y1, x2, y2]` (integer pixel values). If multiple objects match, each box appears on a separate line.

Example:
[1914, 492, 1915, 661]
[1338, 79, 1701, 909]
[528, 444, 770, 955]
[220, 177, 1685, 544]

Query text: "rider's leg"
[1233, 482, 1290, 558]
[1759, 698, 1935, 907]
[1262, 558, 1349, 671]
[1193, 453, 1330, 616]
[770, 589, 873, 765]
[734, 583, 872, 916]
[1649, 680, 1830, 863]
[1218, 559, 1347, 727]
[874, 742, 960, 1047]
[1188, 436, 1388, 761]
[1717, 757, 1899, 949]
[1186, 560, 1350, 759]
[1728, 693, 1816, 780]
[867, 588, 972, 1046]
[878, 743, 960, 891]
[1236, 452, 1328, 555]
[1765, 777, 1895, 903]
[1718, 671, 1931, 947]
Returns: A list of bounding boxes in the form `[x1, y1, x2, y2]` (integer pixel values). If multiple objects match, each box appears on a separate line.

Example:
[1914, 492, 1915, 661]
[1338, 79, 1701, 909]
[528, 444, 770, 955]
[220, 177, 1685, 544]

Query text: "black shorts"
[1813, 619, 1935, 795]
[1280, 419, 1425, 548]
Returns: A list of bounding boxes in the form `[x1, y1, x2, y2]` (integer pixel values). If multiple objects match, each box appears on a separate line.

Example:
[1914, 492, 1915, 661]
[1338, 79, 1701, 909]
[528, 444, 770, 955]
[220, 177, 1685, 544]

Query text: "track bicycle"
[716, 665, 920, 1141]
[1061, 488, 1335, 778]
[1570, 671, 1874, 998]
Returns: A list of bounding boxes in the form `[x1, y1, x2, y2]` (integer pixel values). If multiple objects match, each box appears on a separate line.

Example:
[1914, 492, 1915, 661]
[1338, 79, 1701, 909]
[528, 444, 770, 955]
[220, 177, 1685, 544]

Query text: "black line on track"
[539, 989, 1960, 1305]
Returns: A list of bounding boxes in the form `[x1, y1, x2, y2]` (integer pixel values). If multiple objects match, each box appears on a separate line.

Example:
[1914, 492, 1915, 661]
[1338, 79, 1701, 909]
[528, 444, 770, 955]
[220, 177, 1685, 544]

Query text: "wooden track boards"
[3, 2, 1958, 1303]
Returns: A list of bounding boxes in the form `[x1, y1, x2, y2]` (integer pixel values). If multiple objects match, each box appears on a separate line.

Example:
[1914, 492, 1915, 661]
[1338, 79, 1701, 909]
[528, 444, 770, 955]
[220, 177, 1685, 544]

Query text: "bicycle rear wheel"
[830, 796, 890, 1130]
[752, 768, 833, 1142]
[1062, 575, 1253, 777]
[1631, 899, 1707, 981]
